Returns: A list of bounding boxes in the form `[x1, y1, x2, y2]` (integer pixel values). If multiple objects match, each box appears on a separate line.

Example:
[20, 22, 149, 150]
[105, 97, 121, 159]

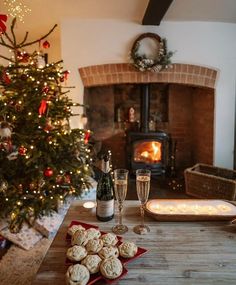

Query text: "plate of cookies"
[65, 220, 147, 285]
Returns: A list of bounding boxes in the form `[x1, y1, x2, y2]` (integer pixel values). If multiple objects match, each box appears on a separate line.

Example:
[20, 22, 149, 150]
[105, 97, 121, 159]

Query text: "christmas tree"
[0, 18, 92, 233]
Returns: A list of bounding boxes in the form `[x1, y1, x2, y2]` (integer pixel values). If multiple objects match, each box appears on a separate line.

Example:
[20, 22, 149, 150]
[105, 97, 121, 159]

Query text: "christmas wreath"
[130, 33, 174, 72]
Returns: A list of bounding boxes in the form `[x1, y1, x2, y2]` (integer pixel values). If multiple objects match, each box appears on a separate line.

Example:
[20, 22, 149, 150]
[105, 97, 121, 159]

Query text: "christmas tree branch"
[44, 60, 63, 68]
[61, 86, 76, 89]
[0, 54, 14, 62]
[19, 24, 58, 48]
[60, 90, 71, 95]
[18, 32, 29, 47]
[0, 34, 14, 49]
[10, 18, 17, 46]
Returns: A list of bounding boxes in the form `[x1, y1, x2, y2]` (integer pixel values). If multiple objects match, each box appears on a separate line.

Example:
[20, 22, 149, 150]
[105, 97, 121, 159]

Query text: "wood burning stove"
[126, 84, 170, 175]
[127, 131, 170, 175]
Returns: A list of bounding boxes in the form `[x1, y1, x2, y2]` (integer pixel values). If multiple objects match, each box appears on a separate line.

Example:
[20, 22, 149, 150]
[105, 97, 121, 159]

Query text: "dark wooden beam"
[142, 0, 173, 26]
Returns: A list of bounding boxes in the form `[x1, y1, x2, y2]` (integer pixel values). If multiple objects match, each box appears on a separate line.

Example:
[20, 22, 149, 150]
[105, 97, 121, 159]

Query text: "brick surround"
[79, 63, 217, 89]
[80, 63, 217, 172]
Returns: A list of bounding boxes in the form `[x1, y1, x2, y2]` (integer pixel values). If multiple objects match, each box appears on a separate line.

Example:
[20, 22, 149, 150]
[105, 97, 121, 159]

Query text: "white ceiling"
[1, 0, 236, 42]
[2, 0, 236, 27]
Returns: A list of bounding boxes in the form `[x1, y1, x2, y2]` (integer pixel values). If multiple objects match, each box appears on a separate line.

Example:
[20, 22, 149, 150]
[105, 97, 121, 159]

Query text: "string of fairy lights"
[4, 0, 31, 23]
[2, 49, 93, 206]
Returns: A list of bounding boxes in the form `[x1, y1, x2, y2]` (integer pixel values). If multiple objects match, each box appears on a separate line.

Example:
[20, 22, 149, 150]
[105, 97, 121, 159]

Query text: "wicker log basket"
[184, 163, 236, 200]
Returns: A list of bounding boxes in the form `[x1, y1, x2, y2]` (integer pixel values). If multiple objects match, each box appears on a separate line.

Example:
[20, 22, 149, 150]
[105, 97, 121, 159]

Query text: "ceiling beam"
[142, 0, 173, 26]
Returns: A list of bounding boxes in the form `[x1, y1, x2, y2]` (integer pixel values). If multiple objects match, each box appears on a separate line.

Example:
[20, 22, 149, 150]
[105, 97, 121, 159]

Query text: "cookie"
[66, 263, 90, 285]
[86, 238, 103, 254]
[118, 241, 138, 258]
[86, 228, 101, 240]
[100, 233, 118, 246]
[81, 254, 102, 274]
[66, 245, 87, 262]
[67, 225, 85, 237]
[100, 257, 123, 279]
[71, 230, 89, 246]
[98, 246, 119, 259]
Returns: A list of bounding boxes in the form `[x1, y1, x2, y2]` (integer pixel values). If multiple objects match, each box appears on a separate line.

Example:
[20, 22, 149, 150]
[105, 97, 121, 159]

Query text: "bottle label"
[97, 199, 114, 218]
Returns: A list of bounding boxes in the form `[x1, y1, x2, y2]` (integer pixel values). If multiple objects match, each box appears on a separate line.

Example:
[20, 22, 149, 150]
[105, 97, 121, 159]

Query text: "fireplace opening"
[84, 82, 214, 172]
[134, 140, 162, 163]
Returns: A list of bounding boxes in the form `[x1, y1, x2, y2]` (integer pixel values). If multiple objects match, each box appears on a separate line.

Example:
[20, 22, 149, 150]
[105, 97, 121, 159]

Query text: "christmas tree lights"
[0, 18, 93, 233]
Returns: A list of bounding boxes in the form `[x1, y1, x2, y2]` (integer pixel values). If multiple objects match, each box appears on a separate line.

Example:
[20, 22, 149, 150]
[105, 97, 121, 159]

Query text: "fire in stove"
[134, 141, 162, 164]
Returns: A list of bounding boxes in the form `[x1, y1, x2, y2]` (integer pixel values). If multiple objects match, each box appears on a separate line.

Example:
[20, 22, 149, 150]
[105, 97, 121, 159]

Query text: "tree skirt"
[0, 238, 52, 285]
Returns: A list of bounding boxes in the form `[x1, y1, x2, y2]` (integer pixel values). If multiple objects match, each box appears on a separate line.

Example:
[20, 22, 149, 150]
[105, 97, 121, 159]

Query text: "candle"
[83, 201, 96, 209]
[146, 199, 236, 217]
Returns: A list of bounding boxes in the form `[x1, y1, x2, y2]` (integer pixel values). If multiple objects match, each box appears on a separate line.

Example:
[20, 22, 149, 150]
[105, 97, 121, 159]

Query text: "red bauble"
[2, 70, 11, 84]
[42, 40, 50, 49]
[44, 167, 53, 177]
[18, 146, 27, 155]
[60, 77, 64, 82]
[42, 86, 49, 94]
[64, 174, 71, 184]
[17, 51, 29, 63]
[64, 70, 70, 80]
[56, 175, 63, 183]
[21, 52, 30, 63]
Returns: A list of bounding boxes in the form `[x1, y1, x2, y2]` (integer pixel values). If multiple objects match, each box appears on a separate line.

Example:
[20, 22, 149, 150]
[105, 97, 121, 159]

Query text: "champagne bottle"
[96, 153, 114, 221]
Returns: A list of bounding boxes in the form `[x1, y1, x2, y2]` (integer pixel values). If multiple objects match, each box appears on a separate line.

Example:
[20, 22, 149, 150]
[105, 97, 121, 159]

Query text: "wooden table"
[32, 200, 236, 285]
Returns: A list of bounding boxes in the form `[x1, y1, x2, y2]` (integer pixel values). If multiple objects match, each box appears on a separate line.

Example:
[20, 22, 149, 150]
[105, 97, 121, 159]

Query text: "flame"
[152, 142, 159, 156]
[141, 151, 149, 158]
[135, 141, 162, 163]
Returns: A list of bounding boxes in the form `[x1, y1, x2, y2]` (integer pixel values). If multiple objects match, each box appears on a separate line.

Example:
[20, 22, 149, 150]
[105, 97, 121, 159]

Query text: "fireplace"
[126, 84, 170, 175]
[81, 63, 216, 172]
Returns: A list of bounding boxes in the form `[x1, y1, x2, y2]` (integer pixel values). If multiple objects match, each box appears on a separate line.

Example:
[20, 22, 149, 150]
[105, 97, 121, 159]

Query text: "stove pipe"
[140, 84, 150, 133]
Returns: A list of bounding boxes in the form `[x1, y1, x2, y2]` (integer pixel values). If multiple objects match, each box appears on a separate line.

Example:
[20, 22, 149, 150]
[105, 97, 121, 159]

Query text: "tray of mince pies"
[65, 221, 148, 285]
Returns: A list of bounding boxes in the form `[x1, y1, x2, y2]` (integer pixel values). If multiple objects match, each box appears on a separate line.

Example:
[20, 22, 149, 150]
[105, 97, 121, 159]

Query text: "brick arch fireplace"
[79, 63, 218, 174]
[79, 63, 217, 88]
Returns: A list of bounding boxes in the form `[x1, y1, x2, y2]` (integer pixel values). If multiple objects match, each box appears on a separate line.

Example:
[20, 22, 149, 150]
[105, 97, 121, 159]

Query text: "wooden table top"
[32, 200, 236, 285]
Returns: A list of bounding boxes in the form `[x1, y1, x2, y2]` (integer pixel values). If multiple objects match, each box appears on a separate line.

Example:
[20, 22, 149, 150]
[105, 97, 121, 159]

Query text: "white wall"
[61, 19, 236, 169]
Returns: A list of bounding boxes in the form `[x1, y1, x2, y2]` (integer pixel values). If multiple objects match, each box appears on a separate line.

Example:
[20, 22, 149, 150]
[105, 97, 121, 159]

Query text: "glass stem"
[140, 203, 145, 227]
[118, 203, 123, 226]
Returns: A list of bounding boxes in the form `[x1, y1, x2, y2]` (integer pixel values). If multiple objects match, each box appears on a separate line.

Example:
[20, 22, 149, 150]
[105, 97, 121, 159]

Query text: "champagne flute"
[112, 169, 129, 234]
[133, 169, 151, 235]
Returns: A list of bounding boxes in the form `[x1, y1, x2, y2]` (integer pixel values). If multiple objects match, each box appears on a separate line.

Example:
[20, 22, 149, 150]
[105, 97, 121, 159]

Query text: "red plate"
[86, 272, 102, 285]
[119, 246, 148, 265]
[65, 221, 147, 284]
[102, 266, 128, 284]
